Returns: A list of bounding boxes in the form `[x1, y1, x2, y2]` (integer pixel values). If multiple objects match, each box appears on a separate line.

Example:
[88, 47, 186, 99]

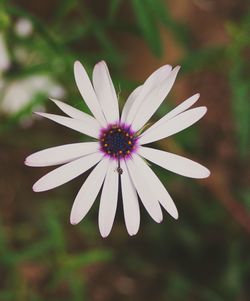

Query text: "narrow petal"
[35, 112, 100, 138]
[92, 61, 119, 123]
[25, 142, 99, 167]
[143, 93, 200, 136]
[33, 152, 103, 192]
[131, 66, 180, 131]
[125, 64, 172, 125]
[120, 160, 140, 236]
[74, 61, 107, 126]
[50, 98, 101, 125]
[98, 159, 119, 237]
[126, 157, 163, 223]
[139, 106, 207, 145]
[70, 158, 109, 225]
[138, 146, 210, 179]
[120, 85, 142, 123]
[135, 154, 178, 219]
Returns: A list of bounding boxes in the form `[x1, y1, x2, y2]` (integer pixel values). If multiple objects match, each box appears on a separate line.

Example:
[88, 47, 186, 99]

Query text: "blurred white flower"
[25, 60, 210, 237]
[15, 18, 33, 37]
[0, 24, 65, 121]
[0, 33, 10, 72]
[49, 85, 66, 99]
[0, 75, 66, 114]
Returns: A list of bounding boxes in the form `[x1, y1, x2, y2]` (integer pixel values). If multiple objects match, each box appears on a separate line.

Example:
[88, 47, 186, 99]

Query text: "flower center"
[99, 124, 138, 159]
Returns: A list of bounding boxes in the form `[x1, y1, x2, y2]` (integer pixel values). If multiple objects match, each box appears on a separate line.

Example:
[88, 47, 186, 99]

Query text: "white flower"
[15, 18, 33, 37]
[25, 61, 210, 237]
[0, 33, 10, 73]
[1, 75, 65, 115]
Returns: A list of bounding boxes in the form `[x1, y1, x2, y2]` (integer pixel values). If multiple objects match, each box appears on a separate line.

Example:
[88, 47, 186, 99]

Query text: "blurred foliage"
[0, 200, 112, 301]
[0, 0, 250, 300]
[226, 14, 250, 158]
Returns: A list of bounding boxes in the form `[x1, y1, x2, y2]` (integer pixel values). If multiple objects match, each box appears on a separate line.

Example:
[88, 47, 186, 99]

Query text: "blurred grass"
[0, 200, 112, 301]
[227, 13, 250, 158]
[0, 0, 250, 300]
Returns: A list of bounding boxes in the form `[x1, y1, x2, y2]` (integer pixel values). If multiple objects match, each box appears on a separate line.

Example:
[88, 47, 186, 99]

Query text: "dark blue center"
[99, 124, 137, 159]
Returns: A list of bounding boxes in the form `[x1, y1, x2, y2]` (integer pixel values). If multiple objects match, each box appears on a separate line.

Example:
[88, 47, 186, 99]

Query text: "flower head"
[25, 60, 210, 237]
[99, 123, 138, 159]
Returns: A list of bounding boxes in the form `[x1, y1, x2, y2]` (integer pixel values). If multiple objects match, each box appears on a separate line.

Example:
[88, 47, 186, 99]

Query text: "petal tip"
[100, 231, 109, 238]
[49, 98, 64, 108]
[162, 64, 172, 72]
[204, 168, 211, 178]
[172, 211, 179, 220]
[33, 111, 44, 117]
[128, 231, 137, 236]
[198, 167, 211, 179]
[74, 60, 82, 73]
[24, 159, 31, 166]
[155, 215, 163, 224]
[97, 60, 106, 65]
[74, 60, 81, 66]
[99, 224, 111, 238]
[193, 93, 200, 101]
[70, 211, 83, 225]
[175, 65, 181, 72]
[70, 217, 79, 225]
[32, 184, 40, 192]
[127, 226, 139, 236]
[49, 98, 58, 104]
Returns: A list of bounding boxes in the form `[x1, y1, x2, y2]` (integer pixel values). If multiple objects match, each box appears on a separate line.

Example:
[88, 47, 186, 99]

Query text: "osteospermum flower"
[25, 61, 210, 237]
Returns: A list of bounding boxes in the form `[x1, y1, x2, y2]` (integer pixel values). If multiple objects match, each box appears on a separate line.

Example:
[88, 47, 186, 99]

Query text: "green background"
[0, 0, 250, 300]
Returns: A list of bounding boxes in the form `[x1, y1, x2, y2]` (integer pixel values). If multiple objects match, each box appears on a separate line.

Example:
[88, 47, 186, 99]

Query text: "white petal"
[131, 66, 180, 131]
[120, 160, 140, 236]
[139, 106, 207, 145]
[98, 159, 119, 237]
[50, 98, 101, 125]
[70, 158, 109, 225]
[134, 154, 178, 219]
[33, 152, 103, 192]
[125, 64, 172, 125]
[74, 61, 107, 126]
[120, 85, 142, 123]
[92, 61, 119, 123]
[35, 112, 100, 138]
[144, 93, 200, 135]
[25, 142, 99, 167]
[126, 157, 163, 223]
[138, 146, 210, 179]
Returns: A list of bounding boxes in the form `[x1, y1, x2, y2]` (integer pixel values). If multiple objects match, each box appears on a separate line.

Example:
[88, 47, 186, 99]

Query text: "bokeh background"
[0, 0, 250, 300]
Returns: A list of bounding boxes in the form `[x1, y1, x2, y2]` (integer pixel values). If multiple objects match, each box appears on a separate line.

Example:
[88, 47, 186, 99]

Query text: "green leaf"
[227, 19, 250, 158]
[54, 0, 78, 22]
[0, 6, 10, 30]
[130, 0, 162, 56]
[145, 0, 190, 48]
[108, 0, 122, 24]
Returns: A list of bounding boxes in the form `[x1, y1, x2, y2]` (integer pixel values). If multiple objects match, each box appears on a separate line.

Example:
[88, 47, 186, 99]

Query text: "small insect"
[116, 167, 123, 175]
